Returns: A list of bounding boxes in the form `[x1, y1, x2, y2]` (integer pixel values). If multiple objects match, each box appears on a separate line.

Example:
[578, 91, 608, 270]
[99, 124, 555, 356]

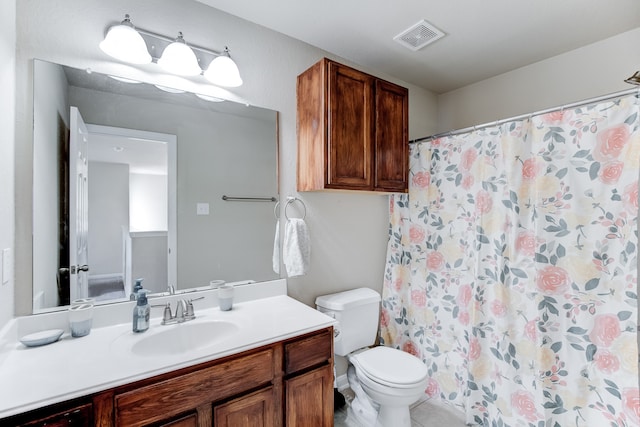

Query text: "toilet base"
[348, 398, 412, 427]
[347, 365, 380, 426]
[347, 364, 416, 427]
[378, 404, 411, 427]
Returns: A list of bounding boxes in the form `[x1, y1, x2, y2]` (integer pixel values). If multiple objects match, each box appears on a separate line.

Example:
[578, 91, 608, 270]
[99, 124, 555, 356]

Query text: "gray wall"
[131, 234, 168, 294]
[437, 27, 640, 133]
[88, 161, 129, 276]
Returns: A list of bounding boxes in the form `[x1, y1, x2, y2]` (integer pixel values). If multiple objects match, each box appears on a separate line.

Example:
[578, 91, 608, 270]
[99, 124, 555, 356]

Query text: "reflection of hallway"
[86, 126, 172, 300]
[88, 275, 125, 301]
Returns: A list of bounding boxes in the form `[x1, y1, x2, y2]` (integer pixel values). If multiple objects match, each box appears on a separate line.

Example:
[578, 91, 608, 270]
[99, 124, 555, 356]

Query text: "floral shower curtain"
[381, 94, 640, 426]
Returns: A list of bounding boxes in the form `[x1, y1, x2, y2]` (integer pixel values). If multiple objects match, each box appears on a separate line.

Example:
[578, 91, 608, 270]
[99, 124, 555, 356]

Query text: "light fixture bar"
[135, 28, 225, 67]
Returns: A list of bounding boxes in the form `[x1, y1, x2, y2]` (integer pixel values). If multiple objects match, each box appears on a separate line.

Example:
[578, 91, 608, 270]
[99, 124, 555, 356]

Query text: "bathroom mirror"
[32, 59, 279, 312]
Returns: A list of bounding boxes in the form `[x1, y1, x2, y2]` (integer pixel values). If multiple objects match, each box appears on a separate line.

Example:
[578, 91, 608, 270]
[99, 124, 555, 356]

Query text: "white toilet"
[316, 288, 428, 427]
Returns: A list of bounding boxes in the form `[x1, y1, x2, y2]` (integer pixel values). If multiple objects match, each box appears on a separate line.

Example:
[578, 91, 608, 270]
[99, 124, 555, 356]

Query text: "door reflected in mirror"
[32, 59, 279, 313]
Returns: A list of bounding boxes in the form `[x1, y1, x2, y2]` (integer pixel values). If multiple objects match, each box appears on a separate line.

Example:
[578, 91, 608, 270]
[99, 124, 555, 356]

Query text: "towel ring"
[273, 200, 280, 220]
[284, 197, 307, 220]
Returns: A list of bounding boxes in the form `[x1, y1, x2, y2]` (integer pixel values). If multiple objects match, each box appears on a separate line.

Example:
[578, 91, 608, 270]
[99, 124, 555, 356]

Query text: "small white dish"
[19, 329, 64, 347]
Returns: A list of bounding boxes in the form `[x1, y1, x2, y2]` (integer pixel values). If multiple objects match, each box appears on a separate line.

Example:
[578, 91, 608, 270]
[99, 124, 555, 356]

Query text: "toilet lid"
[352, 346, 428, 387]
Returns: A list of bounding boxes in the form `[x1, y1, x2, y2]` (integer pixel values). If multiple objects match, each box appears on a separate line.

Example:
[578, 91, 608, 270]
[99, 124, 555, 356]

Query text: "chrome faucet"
[158, 297, 203, 325]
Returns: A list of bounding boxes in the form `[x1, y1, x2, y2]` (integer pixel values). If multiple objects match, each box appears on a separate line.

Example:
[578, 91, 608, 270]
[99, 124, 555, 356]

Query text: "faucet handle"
[158, 303, 173, 325]
[185, 301, 195, 320]
[151, 303, 173, 325]
[184, 297, 204, 321]
[163, 303, 173, 324]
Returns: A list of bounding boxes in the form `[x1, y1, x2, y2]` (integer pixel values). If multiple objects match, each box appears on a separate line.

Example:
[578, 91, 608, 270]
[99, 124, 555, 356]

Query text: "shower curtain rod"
[410, 87, 640, 144]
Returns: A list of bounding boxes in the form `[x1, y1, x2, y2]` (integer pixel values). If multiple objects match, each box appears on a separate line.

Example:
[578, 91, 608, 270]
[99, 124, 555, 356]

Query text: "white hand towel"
[283, 218, 310, 277]
[272, 221, 280, 274]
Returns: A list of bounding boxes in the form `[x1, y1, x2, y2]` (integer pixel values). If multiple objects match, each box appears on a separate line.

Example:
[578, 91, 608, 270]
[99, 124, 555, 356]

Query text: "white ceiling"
[195, 0, 640, 93]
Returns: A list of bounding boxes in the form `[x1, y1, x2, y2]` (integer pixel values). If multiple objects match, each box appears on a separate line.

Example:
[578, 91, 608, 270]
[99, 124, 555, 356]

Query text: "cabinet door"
[214, 387, 276, 427]
[375, 79, 408, 192]
[285, 365, 333, 427]
[327, 61, 375, 190]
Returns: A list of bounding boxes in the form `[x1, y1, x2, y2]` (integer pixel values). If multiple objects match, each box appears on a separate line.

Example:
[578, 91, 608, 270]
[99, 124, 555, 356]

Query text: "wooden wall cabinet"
[4, 328, 333, 427]
[297, 58, 409, 193]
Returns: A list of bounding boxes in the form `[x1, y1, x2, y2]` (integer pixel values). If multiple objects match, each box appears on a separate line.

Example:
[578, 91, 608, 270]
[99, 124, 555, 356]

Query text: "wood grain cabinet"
[2, 328, 333, 427]
[297, 58, 409, 193]
[214, 387, 277, 427]
[284, 329, 333, 427]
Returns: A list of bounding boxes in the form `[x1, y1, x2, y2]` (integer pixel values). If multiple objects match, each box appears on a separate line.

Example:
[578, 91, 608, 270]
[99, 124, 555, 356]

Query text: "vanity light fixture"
[99, 14, 243, 87]
[624, 71, 640, 85]
[99, 15, 152, 65]
[157, 32, 202, 76]
[204, 47, 243, 87]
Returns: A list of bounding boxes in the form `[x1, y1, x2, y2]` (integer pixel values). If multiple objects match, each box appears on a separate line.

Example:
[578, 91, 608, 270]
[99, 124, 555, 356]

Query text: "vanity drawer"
[115, 348, 274, 427]
[284, 328, 332, 375]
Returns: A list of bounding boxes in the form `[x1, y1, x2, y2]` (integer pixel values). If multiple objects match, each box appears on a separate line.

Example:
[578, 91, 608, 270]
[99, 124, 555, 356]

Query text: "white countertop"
[0, 283, 335, 419]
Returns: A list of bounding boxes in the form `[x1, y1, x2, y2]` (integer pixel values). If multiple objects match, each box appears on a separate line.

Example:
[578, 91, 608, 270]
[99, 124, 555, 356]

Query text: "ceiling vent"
[393, 19, 445, 51]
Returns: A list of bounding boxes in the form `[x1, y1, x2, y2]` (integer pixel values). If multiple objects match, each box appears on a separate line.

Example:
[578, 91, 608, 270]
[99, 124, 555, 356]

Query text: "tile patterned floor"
[334, 388, 467, 427]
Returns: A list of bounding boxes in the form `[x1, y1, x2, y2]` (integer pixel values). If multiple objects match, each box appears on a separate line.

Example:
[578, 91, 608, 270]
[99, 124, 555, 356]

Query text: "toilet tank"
[315, 288, 381, 356]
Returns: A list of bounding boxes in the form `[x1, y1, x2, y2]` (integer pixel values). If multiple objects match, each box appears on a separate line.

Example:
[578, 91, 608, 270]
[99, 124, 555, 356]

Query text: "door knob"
[70, 265, 90, 274]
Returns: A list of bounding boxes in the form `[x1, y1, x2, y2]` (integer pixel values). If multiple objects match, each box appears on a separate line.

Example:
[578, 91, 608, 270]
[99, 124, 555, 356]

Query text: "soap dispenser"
[133, 289, 150, 333]
[130, 278, 144, 301]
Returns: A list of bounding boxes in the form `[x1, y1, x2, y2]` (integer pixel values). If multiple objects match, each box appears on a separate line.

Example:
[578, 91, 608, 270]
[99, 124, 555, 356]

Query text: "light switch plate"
[196, 203, 210, 215]
[2, 248, 10, 285]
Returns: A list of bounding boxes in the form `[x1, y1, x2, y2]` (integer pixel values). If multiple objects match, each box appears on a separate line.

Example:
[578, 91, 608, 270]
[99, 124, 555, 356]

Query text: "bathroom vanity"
[0, 282, 335, 426]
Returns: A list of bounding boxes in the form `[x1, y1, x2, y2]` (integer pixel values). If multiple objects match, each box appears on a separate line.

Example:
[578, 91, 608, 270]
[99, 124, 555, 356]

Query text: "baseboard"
[336, 373, 349, 391]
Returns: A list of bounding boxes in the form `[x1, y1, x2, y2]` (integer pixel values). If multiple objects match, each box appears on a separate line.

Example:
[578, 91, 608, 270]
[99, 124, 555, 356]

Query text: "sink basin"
[129, 320, 239, 357]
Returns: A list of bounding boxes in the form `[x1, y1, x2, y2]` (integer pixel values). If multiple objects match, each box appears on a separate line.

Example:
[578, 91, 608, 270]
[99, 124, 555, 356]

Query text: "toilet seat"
[350, 346, 428, 389]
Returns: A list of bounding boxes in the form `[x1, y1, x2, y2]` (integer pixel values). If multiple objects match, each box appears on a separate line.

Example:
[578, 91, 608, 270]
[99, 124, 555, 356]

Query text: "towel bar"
[222, 195, 277, 202]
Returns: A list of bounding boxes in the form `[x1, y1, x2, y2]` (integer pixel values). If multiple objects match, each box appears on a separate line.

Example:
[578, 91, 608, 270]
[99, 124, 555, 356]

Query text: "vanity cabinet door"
[285, 365, 333, 427]
[214, 387, 277, 427]
[283, 328, 334, 427]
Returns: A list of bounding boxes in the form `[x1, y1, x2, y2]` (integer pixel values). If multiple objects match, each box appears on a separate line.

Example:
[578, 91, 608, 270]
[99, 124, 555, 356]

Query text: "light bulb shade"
[158, 34, 202, 76]
[624, 71, 640, 86]
[204, 55, 243, 87]
[99, 22, 151, 64]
